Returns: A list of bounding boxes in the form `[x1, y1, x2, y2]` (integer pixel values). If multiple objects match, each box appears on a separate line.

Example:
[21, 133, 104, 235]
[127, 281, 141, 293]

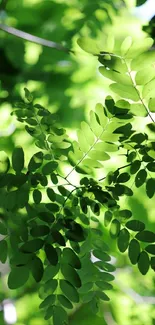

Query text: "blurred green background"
[0, 0, 155, 324]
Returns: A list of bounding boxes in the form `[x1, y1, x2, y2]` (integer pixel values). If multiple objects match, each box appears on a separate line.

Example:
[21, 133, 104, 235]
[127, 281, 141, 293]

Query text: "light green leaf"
[81, 121, 95, 146]
[130, 103, 147, 117]
[88, 150, 110, 161]
[110, 83, 139, 101]
[77, 129, 89, 153]
[95, 103, 108, 127]
[142, 78, 155, 99]
[99, 66, 131, 85]
[121, 36, 132, 56]
[94, 142, 118, 152]
[135, 67, 155, 85]
[89, 111, 103, 137]
[77, 37, 100, 54]
[148, 97, 155, 112]
[0, 151, 10, 174]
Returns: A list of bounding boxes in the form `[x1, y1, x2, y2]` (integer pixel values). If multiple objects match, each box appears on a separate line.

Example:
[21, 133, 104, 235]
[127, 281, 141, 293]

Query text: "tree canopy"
[0, 1, 155, 325]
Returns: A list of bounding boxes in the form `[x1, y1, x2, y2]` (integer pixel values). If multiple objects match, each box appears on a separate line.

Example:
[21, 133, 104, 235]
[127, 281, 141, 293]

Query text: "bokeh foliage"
[0, 1, 155, 325]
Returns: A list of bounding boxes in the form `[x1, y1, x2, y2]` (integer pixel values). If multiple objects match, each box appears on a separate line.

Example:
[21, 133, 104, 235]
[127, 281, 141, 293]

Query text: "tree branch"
[0, 23, 74, 54]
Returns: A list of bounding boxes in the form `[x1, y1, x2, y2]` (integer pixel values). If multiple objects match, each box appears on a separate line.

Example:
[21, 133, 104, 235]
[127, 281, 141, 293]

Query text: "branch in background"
[0, 23, 74, 54]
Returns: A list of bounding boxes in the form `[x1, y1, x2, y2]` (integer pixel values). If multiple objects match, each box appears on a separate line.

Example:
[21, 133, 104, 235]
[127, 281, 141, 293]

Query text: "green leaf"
[89, 110, 103, 137]
[128, 239, 140, 265]
[121, 36, 132, 56]
[8, 266, 29, 289]
[95, 103, 108, 127]
[136, 0, 147, 6]
[118, 209, 132, 220]
[88, 150, 110, 161]
[61, 263, 81, 288]
[0, 240, 8, 263]
[24, 88, 33, 102]
[146, 162, 155, 172]
[38, 211, 55, 224]
[138, 251, 150, 275]
[42, 161, 58, 175]
[93, 249, 111, 261]
[104, 211, 113, 227]
[135, 67, 155, 85]
[0, 151, 10, 174]
[95, 281, 113, 290]
[136, 230, 155, 243]
[44, 279, 58, 294]
[80, 121, 95, 146]
[150, 256, 155, 271]
[77, 37, 99, 54]
[148, 97, 155, 112]
[12, 147, 24, 174]
[53, 306, 68, 325]
[46, 187, 56, 201]
[117, 228, 130, 252]
[95, 290, 110, 301]
[31, 256, 44, 282]
[135, 169, 147, 187]
[57, 295, 73, 309]
[43, 264, 59, 281]
[116, 172, 130, 183]
[125, 220, 145, 232]
[45, 203, 59, 212]
[28, 151, 43, 172]
[40, 295, 55, 309]
[130, 160, 141, 174]
[33, 189, 42, 204]
[145, 244, 155, 255]
[110, 219, 120, 238]
[99, 272, 115, 282]
[0, 222, 7, 235]
[20, 239, 44, 253]
[60, 279, 79, 303]
[142, 79, 155, 99]
[62, 247, 81, 269]
[110, 83, 139, 101]
[30, 225, 50, 237]
[99, 66, 131, 85]
[45, 244, 58, 265]
[130, 103, 147, 117]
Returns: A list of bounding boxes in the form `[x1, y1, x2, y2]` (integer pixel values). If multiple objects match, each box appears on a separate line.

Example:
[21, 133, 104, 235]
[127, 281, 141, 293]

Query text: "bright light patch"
[133, 0, 155, 21]
[3, 300, 17, 324]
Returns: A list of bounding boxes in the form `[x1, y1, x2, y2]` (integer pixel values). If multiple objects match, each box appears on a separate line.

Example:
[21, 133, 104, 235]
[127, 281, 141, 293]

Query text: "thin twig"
[0, 23, 74, 54]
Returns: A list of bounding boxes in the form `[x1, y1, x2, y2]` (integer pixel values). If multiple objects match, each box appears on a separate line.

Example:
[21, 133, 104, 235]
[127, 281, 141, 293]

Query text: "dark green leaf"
[146, 162, 155, 172]
[126, 220, 145, 232]
[42, 161, 58, 175]
[136, 230, 155, 243]
[104, 211, 113, 227]
[47, 187, 56, 201]
[45, 244, 58, 265]
[38, 212, 55, 224]
[95, 290, 110, 301]
[128, 239, 140, 264]
[40, 295, 55, 309]
[61, 264, 81, 288]
[0, 151, 10, 174]
[45, 203, 59, 212]
[117, 228, 130, 252]
[53, 306, 68, 325]
[0, 222, 7, 235]
[110, 219, 120, 238]
[43, 264, 59, 281]
[33, 189, 42, 204]
[8, 266, 29, 289]
[95, 281, 113, 290]
[150, 256, 155, 271]
[0, 240, 8, 263]
[60, 279, 79, 303]
[145, 244, 155, 255]
[93, 249, 111, 261]
[116, 172, 130, 183]
[99, 272, 115, 282]
[135, 169, 147, 187]
[138, 251, 150, 275]
[30, 225, 50, 237]
[12, 147, 24, 174]
[62, 247, 81, 269]
[24, 88, 33, 102]
[20, 239, 44, 253]
[57, 295, 73, 309]
[146, 178, 155, 198]
[130, 160, 141, 174]
[31, 256, 44, 282]
[28, 152, 43, 172]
